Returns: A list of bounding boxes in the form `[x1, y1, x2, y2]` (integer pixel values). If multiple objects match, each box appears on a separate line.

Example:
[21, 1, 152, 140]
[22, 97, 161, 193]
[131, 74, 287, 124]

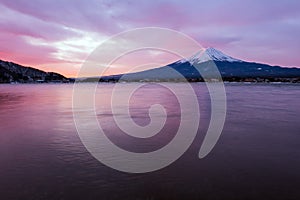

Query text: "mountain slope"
[97, 48, 300, 83]
[0, 60, 70, 83]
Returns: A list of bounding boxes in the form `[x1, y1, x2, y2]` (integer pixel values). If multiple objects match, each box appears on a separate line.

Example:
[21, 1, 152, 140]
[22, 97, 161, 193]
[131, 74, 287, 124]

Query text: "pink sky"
[0, 0, 299, 77]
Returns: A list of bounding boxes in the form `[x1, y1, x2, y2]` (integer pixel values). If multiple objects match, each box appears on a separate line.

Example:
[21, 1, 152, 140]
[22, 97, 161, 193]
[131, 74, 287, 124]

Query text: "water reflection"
[0, 83, 299, 199]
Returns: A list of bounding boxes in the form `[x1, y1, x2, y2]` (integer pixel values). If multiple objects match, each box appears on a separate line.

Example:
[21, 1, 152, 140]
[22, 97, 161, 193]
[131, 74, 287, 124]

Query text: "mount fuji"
[177, 47, 242, 64]
[95, 47, 300, 83]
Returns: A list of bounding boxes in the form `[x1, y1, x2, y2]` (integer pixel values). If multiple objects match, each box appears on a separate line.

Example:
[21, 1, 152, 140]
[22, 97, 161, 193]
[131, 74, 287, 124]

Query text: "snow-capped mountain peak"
[178, 47, 242, 64]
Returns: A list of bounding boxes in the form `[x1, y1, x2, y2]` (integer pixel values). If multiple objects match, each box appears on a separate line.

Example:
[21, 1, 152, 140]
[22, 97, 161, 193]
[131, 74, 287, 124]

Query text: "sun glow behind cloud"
[22, 28, 110, 76]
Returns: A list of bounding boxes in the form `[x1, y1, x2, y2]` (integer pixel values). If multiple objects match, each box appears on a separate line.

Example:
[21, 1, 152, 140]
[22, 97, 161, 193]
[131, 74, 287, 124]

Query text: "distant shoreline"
[76, 76, 300, 84]
[2, 78, 300, 84]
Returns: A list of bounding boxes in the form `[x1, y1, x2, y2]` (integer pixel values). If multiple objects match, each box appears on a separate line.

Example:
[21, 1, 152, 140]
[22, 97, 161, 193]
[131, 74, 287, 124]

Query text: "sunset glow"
[0, 0, 299, 77]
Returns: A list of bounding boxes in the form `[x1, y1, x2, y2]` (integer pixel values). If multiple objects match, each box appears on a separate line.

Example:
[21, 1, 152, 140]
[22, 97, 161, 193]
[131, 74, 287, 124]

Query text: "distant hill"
[0, 59, 70, 83]
[90, 48, 300, 83]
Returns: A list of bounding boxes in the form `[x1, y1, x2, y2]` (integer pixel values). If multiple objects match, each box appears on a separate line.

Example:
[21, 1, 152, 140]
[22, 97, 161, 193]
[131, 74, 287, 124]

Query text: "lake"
[0, 83, 300, 200]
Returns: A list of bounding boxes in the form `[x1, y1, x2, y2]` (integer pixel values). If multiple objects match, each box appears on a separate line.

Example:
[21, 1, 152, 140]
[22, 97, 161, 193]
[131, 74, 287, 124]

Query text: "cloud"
[0, 32, 57, 64]
[0, 4, 81, 42]
[0, 0, 123, 34]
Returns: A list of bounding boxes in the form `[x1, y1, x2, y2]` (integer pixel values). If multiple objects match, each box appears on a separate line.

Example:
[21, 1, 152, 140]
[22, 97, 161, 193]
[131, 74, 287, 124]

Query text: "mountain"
[96, 48, 300, 83]
[0, 59, 70, 83]
[177, 47, 242, 64]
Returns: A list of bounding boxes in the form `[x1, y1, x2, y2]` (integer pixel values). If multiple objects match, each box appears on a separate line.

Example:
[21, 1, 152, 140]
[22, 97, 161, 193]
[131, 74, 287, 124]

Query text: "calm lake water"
[0, 83, 300, 200]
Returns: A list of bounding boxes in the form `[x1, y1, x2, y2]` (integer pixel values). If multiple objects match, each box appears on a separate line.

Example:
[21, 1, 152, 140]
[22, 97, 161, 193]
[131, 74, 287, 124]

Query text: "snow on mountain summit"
[205, 47, 242, 62]
[178, 47, 242, 64]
